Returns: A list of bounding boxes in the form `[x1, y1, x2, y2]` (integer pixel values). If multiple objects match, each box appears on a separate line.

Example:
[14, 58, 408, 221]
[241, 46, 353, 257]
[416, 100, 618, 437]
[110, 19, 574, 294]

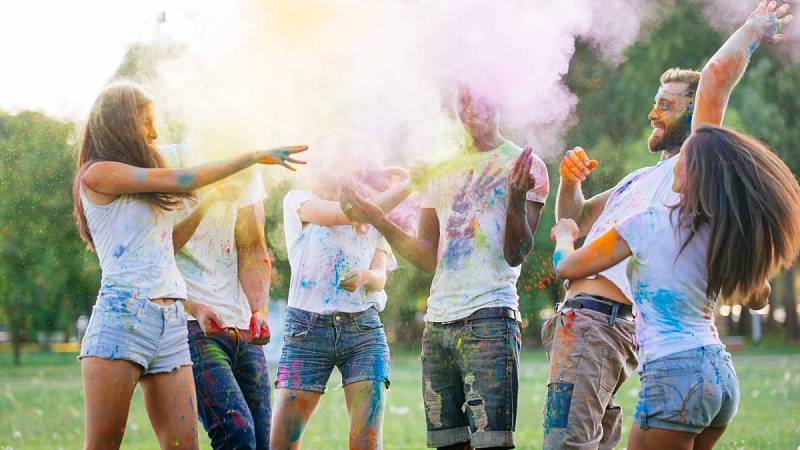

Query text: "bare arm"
[236, 202, 272, 344]
[555, 146, 610, 237]
[299, 178, 411, 226]
[551, 219, 632, 280]
[82, 146, 307, 196]
[693, 1, 792, 130]
[173, 185, 242, 251]
[504, 148, 540, 267]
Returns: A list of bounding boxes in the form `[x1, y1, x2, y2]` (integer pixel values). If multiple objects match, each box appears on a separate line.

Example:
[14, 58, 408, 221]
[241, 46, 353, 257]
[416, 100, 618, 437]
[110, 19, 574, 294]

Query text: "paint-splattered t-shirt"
[616, 207, 720, 365]
[583, 156, 680, 301]
[421, 142, 550, 322]
[162, 144, 267, 330]
[80, 183, 186, 301]
[283, 190, 396, 314]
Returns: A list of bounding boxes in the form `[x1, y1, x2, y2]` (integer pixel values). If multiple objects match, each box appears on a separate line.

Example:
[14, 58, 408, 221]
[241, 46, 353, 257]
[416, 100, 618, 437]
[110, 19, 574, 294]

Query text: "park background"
[1, 1, 800, 448]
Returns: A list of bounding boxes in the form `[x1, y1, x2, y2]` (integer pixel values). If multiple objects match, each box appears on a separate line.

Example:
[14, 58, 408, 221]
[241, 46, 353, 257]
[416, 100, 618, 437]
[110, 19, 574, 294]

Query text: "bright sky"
[0, 0, 236, 119]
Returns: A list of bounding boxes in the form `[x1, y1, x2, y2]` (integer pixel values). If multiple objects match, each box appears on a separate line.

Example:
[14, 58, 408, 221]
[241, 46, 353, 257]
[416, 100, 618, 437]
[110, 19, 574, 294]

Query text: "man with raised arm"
[542, 2, 792, 449]
[340, 86, 550, 449]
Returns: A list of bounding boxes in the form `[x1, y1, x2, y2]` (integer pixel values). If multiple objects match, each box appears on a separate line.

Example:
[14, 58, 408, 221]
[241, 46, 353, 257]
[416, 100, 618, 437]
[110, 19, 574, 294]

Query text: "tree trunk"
[783, 267, 800, 342]
[11, 327, 22, 366]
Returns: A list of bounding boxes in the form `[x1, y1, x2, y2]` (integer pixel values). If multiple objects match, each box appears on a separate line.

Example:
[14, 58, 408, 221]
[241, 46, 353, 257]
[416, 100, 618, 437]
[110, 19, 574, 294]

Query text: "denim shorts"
[79, 294, 192, 375]
[421, 317, 521, 449]
[275, 307, 390, 393]
[635, 345, 739, 434]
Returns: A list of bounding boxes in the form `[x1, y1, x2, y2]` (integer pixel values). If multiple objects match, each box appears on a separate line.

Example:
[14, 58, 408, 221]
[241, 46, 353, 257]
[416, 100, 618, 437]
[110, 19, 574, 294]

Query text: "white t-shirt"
[161, 144, 267, 329]
[615, 207, 721, 365]
[583, 156, 680, 301]
[283, 190, 396, 314]
[80, 185, 186, 300]
[421, 142, 550, 322]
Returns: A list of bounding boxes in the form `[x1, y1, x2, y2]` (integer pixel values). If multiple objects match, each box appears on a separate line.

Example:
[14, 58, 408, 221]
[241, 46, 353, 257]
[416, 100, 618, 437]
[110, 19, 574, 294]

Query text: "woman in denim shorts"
[552, 126, 800, 449]
[73, 82, 306, 449]
[272, 158, 411, 449]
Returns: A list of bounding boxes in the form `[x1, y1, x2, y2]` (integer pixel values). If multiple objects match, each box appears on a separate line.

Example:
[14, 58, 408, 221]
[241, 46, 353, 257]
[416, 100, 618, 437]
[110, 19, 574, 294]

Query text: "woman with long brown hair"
[551, 125, 800, 449]
[74, 82, 306, 449]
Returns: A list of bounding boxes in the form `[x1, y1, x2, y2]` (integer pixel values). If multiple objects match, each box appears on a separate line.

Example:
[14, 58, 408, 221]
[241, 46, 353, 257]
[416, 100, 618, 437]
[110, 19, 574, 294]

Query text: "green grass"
[1, 347, 799, 449]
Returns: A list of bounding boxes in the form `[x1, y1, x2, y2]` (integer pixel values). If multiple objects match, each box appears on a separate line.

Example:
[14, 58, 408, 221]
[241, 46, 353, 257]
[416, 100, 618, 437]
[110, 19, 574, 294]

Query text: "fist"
[551, 218, 580, 241]
[559, 147, 599, 184]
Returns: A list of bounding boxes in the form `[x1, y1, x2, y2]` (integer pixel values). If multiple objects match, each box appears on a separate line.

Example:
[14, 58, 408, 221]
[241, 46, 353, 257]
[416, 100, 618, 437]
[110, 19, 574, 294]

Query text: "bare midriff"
[150, 298, 178, 306]
[566, 276, 632, 306]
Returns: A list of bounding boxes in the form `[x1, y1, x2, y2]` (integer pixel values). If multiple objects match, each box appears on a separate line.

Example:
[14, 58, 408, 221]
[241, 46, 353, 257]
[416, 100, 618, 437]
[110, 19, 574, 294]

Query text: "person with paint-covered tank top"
[543, 3, 790, 448]
[553, 124, 800, 449]
[271, 156, 411, 450]
[73, 82, 307, 450]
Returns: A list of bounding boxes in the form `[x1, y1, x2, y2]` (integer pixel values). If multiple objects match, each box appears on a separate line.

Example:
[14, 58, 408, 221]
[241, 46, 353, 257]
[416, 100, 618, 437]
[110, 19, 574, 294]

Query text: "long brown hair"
[72, 82, 189, 250]
[676, 125, 800, 301]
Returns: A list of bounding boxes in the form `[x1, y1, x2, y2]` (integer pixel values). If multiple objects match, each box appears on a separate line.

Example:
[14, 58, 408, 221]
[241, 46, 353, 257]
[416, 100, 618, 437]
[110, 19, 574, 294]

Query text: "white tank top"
[80, 182, 186, 300]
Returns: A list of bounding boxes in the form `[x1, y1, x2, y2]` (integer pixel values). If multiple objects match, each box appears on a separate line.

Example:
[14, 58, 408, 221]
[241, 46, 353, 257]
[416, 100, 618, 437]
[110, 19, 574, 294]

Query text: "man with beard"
[542, 2, 790, 448]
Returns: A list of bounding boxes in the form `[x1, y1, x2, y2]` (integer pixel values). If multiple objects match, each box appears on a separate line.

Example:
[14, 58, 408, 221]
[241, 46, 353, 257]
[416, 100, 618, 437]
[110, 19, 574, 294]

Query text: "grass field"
[1, 346, 799, 449]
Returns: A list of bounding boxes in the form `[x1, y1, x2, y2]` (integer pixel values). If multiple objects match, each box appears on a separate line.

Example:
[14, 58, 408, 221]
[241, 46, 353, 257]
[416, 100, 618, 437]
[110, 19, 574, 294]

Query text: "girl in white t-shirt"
[73, 82, 306, 449]
[271, 165, 410, 450]
[551, 125, 800, 449]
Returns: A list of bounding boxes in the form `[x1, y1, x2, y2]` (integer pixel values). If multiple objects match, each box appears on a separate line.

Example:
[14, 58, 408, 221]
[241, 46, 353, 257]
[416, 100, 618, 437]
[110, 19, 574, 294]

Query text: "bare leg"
[343, 380, 386, 450]
[139, 366, 199, 450]
[693, 426, 726, 450]
[81, 357, 141, 450]
[627, 422, 695, 450]
[270, 389, 322, 450]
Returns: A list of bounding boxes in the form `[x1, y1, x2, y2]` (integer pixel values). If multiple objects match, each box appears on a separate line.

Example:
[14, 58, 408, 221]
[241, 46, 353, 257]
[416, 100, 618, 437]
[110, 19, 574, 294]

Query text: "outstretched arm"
[82, 146, 307, 196]
[551, 219, 631, 280]
[341, 184, 439, 273]
[693, 1, 792, 129]
[298, 175, 411, 227]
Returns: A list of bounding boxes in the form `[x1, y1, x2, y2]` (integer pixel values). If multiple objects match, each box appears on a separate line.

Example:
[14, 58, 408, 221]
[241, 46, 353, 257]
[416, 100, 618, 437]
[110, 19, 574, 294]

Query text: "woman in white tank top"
[73, 82, 307, 450]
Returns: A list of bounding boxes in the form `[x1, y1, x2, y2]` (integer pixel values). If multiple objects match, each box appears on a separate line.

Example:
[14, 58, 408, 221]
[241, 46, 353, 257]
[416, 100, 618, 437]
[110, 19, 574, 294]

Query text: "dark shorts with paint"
[635, 344, 739, 434]
[421, 315, 521, 449]
[540, 298, 637, 450]
[275, 306, 391, 393]
[79, 293, 192, 375]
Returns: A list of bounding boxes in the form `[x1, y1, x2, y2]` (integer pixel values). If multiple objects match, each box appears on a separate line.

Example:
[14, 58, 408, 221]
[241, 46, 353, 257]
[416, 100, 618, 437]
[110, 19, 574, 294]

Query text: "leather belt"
[434, 307, 519, 325]
[562, 295, 634, 321]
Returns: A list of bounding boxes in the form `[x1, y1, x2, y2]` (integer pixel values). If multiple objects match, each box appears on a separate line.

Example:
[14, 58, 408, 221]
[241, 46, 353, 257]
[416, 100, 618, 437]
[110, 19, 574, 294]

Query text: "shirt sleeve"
[615, 207, 660, 260]
[526, 153, 550, 204]
[375, 236, 398, 272]
[283, 190, 315, 254]
[237, 167, 267, 209]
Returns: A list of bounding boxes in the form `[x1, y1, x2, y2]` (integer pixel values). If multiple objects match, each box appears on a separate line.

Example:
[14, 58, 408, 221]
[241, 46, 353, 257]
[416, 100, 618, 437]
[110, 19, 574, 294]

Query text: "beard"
[648, 120, 690, 153]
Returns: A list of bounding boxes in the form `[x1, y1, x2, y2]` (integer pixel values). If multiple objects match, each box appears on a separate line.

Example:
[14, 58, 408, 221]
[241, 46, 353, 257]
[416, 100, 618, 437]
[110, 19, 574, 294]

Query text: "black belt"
[562, 295, 634, 321]
[434, 307, 519, 325]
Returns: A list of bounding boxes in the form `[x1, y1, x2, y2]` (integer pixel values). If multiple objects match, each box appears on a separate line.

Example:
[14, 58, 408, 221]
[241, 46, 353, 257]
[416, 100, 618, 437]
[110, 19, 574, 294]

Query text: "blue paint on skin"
[134, 169, 147, 183]
[552, 249, 565, 275]
[177, 172, 194, 189]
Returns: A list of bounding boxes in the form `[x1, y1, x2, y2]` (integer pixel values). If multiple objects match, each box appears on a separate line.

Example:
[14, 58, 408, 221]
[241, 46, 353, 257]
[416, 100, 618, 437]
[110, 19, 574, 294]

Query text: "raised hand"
[509, 147, 535, 208]
[257, 145, 308, 171]
[551, 218, 580, 242]
[746, 0, 793, 44]
[559, 146, 599, 184]
[340, 184, 385, 224]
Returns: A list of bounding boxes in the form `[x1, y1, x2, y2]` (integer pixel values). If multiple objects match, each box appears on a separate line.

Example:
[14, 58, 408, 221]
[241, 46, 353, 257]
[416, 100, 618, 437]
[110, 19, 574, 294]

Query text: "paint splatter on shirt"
[80, 184, 186, 300]
[583, 156, 680, 301]
[421, 142, 549, 322]
[615, 207, 721, 365]
[283, 190, 396, 314]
